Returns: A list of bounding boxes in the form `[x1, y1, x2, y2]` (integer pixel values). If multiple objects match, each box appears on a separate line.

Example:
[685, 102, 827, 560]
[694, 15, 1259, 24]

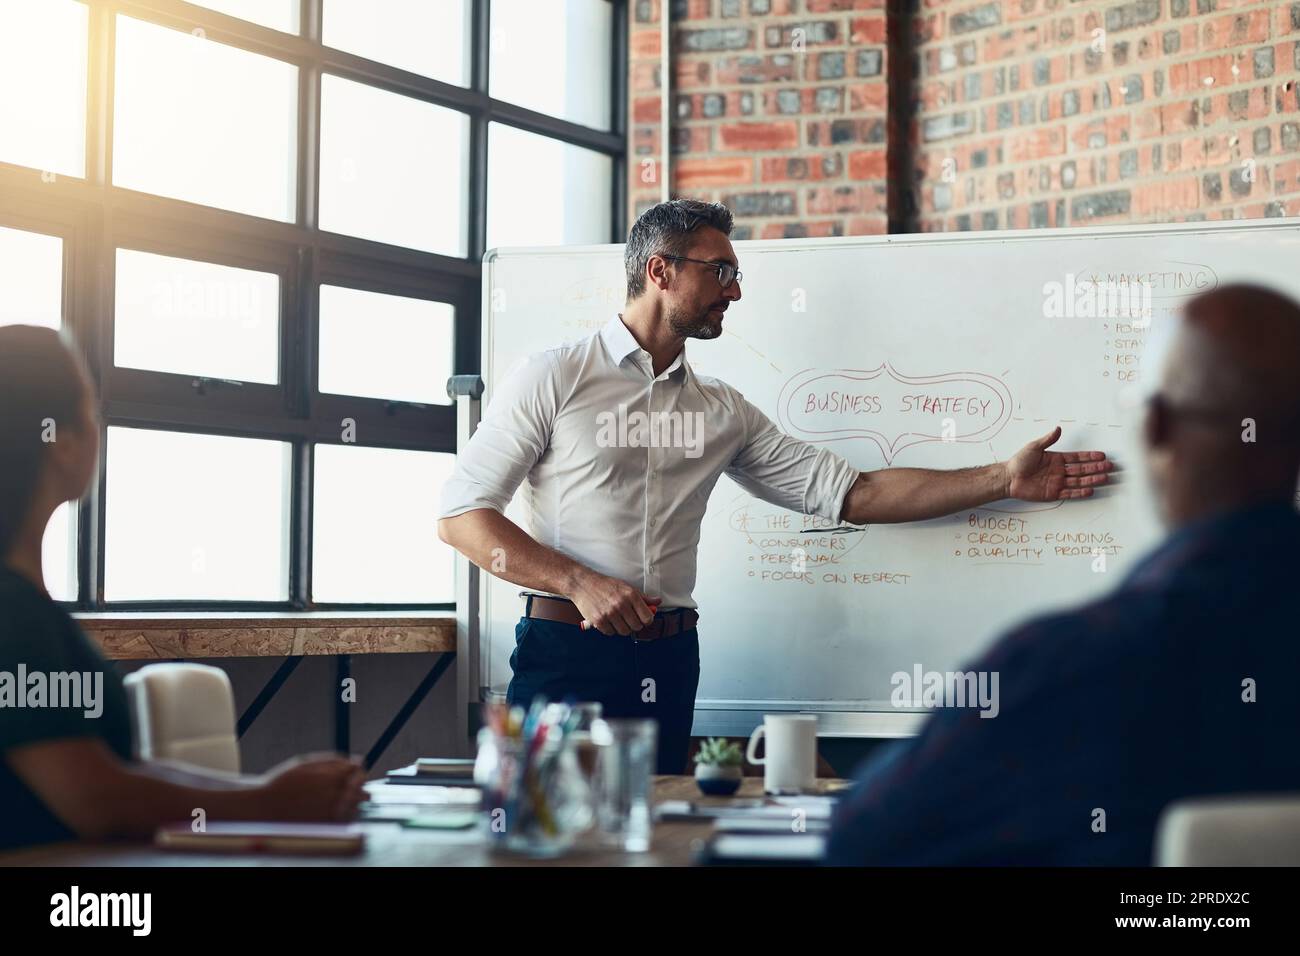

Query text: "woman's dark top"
[0, 566, 131, 850]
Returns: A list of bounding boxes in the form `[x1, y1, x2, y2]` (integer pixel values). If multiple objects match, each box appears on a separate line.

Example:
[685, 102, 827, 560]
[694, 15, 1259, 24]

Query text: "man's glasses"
[661, 255, 743, 290]
[1148, 392, 1300, 435]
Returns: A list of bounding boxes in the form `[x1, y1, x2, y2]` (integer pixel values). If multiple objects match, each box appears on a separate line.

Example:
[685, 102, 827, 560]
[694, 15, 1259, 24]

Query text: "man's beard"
[668, 304, 724, 340]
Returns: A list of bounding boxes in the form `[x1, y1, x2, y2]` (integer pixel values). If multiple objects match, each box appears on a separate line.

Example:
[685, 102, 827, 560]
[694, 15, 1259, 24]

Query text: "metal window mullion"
[287, 0, 323, 610]
[484, 100, 623, 155]
[467, 0, 490, 261]
[286, 240, 312, 608]
[90, 220, 115, 611]
[471, 0, 490, 95]
[109, 0, 314, 67]
[79, 0, 118, 610]
[71, 221, 96, 610]
[318, 49, 487, 114]
[293, 440, 313, 609]
[86, 1, 114, 189]
[610, 0, 629, 240]
[315, 255, 470, 302]
[306, 404, 457, 453]
[468, 116, 488, 263]
[101, 401, 314, 441]
[301, 0, 320, 43]
[314, 231, 480, 277]
[294, 203, 321, 603]
[297, 0, 322, 231]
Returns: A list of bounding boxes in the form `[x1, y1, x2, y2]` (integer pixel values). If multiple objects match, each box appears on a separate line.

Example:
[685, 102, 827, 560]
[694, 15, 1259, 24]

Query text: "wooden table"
[77, 614, 456, 661]
[0, 776, 845, 867]
[77, 614, 459, 765]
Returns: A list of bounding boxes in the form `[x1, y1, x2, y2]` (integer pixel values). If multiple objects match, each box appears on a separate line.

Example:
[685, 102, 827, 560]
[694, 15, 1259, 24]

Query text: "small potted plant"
[693, 737, 744, 796]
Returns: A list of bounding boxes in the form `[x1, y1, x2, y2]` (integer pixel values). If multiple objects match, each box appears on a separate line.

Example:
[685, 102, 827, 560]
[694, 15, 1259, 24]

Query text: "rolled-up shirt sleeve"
[724, 395, 859, 522]
[439, 351, 562, 519]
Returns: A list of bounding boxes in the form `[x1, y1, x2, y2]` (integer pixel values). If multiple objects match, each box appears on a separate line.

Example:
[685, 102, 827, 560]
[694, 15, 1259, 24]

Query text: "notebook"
[695, 832, 827, 866]
[385, 759, 478, 787]
[154, 822, 365, 855]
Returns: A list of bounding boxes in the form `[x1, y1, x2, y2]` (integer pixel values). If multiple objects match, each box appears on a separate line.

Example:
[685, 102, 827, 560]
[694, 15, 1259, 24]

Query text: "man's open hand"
[1006, 426, 1114, 501]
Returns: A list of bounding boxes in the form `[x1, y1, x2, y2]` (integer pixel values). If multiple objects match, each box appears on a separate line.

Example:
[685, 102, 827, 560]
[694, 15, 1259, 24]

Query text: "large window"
[103, 428, 292, 602]
[318, 73, 469, 255]
[323, 0, 469, 86]
[113, 249, 282, 383]
[490, 0, 613, 131]
[0, 0, 89, 178]
[112, 14, 299, 222]
[0, 0, 625, 610]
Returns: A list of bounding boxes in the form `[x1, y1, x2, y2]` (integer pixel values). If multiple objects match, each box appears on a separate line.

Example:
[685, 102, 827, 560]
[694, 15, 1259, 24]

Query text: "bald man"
[826, 284, 1300, 866]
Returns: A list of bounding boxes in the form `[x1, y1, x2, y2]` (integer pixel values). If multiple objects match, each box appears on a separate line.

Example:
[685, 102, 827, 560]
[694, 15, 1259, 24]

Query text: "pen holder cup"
[475, 729, 593, 858]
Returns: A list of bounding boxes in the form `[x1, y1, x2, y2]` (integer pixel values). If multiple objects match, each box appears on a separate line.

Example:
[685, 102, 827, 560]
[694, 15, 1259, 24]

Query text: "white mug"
[745, 714, 818, 794]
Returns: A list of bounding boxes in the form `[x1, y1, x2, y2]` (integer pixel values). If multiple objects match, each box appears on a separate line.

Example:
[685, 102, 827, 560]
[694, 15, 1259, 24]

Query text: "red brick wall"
[628, 0, 891, 239]
[627, 0, 1300, 233]
[915, 0, 1300, 230]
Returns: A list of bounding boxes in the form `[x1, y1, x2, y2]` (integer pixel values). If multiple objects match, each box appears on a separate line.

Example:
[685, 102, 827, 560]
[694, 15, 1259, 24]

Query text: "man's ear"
[646, 254, 671, 292]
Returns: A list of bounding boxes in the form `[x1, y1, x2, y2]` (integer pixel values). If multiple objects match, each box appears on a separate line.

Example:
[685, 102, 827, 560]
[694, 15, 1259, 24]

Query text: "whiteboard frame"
[479, 216, 1300, 737]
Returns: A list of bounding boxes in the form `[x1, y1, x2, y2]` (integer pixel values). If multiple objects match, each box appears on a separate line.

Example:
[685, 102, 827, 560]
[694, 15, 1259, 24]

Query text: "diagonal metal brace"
[363, 652, 455, 770]
[237, 655, 304, 738]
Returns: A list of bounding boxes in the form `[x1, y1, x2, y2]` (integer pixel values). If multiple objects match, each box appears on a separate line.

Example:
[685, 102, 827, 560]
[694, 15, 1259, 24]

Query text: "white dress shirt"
[440, 315, 859, 609]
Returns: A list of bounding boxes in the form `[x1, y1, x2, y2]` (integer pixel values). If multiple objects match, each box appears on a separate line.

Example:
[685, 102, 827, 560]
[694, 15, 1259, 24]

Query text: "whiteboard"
[480, 218, 1300, 736]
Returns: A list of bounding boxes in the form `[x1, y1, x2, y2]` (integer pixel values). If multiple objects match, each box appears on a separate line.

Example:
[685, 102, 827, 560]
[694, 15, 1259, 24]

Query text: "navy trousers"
[505, 616, 701, 775]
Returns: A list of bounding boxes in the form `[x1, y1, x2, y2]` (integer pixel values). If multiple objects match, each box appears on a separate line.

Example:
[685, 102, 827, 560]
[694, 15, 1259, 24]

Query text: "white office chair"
[123, 663, 241, 774]
[1155, 795, 1300, 866]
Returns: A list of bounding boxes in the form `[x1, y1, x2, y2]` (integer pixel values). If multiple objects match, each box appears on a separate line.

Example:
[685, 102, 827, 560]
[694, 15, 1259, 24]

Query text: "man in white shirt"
[439, 199, 1112, 772]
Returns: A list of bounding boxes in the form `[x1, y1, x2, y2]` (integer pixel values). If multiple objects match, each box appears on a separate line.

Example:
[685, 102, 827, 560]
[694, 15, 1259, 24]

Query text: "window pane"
[319, 74, 467, 255]
[487, 124, 612, 249]
[3, 222, 74, 599]
[319, 285, 452, 404]
[0, 225, 63, 329]
[323, 0, 468, 85]
[312, 445, 454, 603]
[489, 0, 611, 131]
[0, 0, 87, 178]
[104, 428, 290, 601]
[187, 0, 299, 33]
[114, 249, 280, 384]
[113, 15, 297, 222]
[43, 502, 77, 603]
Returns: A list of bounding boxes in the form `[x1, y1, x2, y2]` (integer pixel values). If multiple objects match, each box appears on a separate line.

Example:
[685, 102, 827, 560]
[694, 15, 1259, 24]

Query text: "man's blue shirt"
[826, 502, 1300, 865]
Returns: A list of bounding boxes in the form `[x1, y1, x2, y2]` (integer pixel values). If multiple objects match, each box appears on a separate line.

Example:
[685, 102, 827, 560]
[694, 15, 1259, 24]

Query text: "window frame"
[0, 0, 628, 611]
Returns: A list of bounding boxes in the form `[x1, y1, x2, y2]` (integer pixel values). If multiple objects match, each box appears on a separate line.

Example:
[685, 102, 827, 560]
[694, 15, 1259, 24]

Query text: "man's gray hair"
[624, 199, 734, 300]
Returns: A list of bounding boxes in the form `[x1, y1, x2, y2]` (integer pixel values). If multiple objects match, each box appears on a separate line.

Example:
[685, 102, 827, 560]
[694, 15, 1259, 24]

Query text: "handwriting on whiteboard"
[777, 365, 1013, 464]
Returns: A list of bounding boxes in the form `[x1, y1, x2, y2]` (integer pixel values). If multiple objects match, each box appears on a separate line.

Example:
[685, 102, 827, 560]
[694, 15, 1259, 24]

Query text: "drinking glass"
[592, 718, 657, 852]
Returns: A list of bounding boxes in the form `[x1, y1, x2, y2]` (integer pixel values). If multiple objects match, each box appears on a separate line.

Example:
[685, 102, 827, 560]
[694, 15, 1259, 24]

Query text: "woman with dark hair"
[0, 325, 365, 850]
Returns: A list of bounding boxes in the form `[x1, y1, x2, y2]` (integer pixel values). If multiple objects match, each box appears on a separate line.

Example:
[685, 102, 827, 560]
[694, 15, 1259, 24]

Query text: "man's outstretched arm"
[840, 426, 1113, 525]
